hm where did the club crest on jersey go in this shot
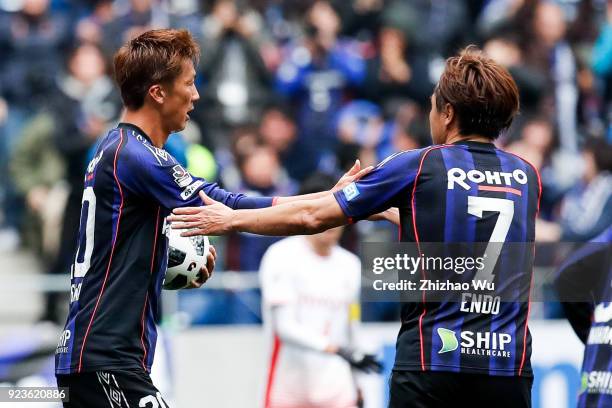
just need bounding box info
[447,167,527,190]
[343,182,360,201]
[142,142,170,164]
[172,165,193,188]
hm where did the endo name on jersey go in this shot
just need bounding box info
[333,141,541,376]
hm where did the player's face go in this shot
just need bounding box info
[429,94,446,145]
[162,59,199,133]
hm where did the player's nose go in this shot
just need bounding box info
[192,86,200,102]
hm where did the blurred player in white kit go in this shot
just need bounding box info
[259,175,382,408]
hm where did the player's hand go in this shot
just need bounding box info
[367,207,400,226]
[337,347,383,374]
[185,245,217,289]
[168,191,234,236]
[331,160,374,193]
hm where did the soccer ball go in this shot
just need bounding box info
[164,226,210,290]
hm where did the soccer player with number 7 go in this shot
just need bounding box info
[170,46,542,407]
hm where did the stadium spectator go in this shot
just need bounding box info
[101,0,170,55]
[9,112,66,259]
[592,0,612,142]
[331,0,384,39]
[505,117,569,219]
[476,0,524,39]
[226,144,297,271]
[195,0,272,149]
[537,137,612,242]
[42,42,120,322]
[74,0,114,45]
[483,36,547,122]
[275,0,366,179]
[362,0,454,109]
[258,104,302,178]
[0,0,71,243]
[521,1,580,152]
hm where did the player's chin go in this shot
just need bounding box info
[172,119,188,133]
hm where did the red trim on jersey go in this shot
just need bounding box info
[264,335,282,408]
[411,145,451,371]
[504,151,542,214]
[78,129,126,373]
[505,151,542,376]
[140,206,161,370]
[478,185,522,196]
[272,196,279,206]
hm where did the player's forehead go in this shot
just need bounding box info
[177,58,196,79]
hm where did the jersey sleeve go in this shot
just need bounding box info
[120,141,273,210]
[333,149,422,221]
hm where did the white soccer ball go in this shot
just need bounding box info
[164,226,210,290]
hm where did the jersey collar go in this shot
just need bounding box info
[451,140,496,150]
[117,122,154,144]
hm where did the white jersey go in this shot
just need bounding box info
[260,236,361,408]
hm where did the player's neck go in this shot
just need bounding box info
[445,133,491,145]
[122,109,169,148]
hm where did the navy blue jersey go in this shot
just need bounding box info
[334,141,541,376]
[55,123,273,374]
[556,227,612,407]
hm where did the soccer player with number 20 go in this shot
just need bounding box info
[54,29,373,408]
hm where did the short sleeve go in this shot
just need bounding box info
[260,243,296,306]
[333,149,423,221]
[120,138,273,210]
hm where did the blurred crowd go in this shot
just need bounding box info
[0,0,611,322]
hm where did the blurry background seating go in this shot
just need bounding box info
[0,0,610,326]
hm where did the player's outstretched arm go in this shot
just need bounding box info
[274,159,373,205]
[169,190,347,237]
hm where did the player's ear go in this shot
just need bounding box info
[148,84,166,105]
[443,103,455,128]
